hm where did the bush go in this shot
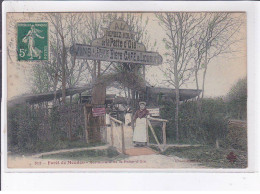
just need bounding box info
[163,146,247,168]
[225,122,247,151]
[226,78,247,120]
[160,98,228,146]
[7,104,87,154]
[200,98,228,145]
[107,146,120,158]
[8,105,41,152]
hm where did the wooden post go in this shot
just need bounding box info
[110,118,114,146]
[104,115,108,143]
[79,93,82,104]
[97,60,101,77]
[162,121,167,146]
[91,82,106,143]
[120,123,125,154]
[83,105,89,144]
[147,119,163,151]
[146,118,149,145]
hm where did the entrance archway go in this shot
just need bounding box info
[85,71,147,144]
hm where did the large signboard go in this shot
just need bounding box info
[70,20,163,65]
[70,44,162,65]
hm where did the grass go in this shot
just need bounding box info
[41,146,127,162]
[162,146,247,168]
[9,140,106,155]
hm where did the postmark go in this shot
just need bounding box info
[17,22,48,61]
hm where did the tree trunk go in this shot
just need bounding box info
[61,37,67,104]
[93,60,97,83]
[61,65,66,104]
[216,138,220,149]
[53,73,58,106]
[195,70,200,101]
[195,69,202,133]
[195,69,202,111]
[53,88,57,106]
[143,65,146,80]
[70,95,72,104]
[201,46,208,99]
[174,59,180,142]
[201,66,207,99]
[175,87,180,142]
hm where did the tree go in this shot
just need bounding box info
[31,14,91,103]
[46,13,69,104]
[155,13,203,141]
[192,13,244,99]
[80,13,113,83]
[29,13,152,105]
[31,61,57,94]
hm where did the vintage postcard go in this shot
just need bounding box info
[4,9,248,170]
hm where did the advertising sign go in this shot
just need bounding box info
[70,20,163,65]
[70,44,162,65]
[92,107,106,117]
[147,108,160,117]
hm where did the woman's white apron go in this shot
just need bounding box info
[133,117,147,142]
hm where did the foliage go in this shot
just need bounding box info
[41,147,121,161]
[8,105,40,152]
[8,104,87,154]
[200,98,228,144]
[226,78,247,120]
[163,146,247,168]
[225,122,247,151]
[160,98,228,145]
[107,146,121,158]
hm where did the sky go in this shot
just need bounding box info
[6,12,247,99]
[145,13,247,98]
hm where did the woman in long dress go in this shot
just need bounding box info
[132,101,150,147]
[22,25,44,59]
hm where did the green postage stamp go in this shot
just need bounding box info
[17,22,48,61]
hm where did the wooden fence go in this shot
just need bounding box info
[109,115,126,154]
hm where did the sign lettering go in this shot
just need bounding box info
[70,44,163,65]
[70,20,163,65]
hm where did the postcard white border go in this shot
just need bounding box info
[2,0,260,190]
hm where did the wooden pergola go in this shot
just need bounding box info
[8,84,201,107]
